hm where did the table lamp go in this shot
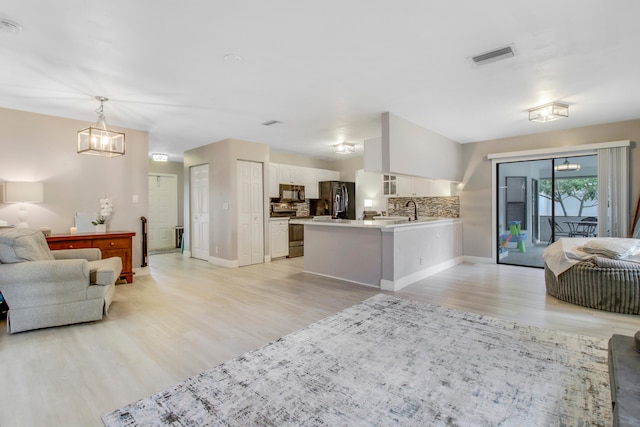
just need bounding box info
[2,181,44,228]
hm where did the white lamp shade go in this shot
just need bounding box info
[3,181,44,203]
[364,199,373,208]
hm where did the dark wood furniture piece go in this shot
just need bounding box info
[46,231,136,283]
[608,334,640,427]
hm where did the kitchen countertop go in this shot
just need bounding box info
[289,217,460,229]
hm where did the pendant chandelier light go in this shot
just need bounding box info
[77,96,125,157]
[554,158,581,172]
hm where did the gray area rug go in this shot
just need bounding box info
[102,294,611,426]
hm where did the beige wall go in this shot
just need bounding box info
[329,156,363,182]
[0,107,149,269]
[184,139,270,263]
[148,160,185,227]
[270,151,335,169]
[460,118,640,259]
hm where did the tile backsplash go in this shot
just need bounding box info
[387,196,459,218]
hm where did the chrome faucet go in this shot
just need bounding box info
[405,200,418,221]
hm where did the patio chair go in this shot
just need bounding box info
[571,217,598,238]
[547,218,571,245]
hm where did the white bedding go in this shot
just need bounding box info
[543,237,640,277]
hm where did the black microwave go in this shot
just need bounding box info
[279,184,305,202]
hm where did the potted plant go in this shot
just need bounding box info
[91,215,107,232]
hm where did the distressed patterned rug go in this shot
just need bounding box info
[102,294,611,426]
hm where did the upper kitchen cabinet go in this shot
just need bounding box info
[316,168,340,182]
[301,167,318,199]
[279,164,305,185]
[397,175,429,197]
[382,174,398,196]
[269,163,280,197]
[307,169,339,199]
[381,173,453,197]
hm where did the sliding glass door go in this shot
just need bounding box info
[497,155,598,268]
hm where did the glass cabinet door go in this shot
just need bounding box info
[383,175,397,196]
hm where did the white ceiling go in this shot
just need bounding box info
[1,1,639,162]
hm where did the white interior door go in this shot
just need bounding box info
[238,160,264,266]
[190,164,209,260]
[148,174,178,251]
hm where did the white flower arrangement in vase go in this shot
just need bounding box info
[92,194,114,232]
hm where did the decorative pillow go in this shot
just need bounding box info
[0,228,55,264]
[580,238,640,260]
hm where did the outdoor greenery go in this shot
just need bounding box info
[539,177,598,216]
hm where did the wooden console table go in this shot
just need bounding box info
[46,231,136,283]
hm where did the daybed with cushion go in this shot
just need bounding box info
[0,228,122,333]
[543,238,640,314]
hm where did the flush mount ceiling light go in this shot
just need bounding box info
[151,153,169,162]
[554,158,581,172]
[529,102,569,123]
[333,142,356,154]
[77,96,125,157]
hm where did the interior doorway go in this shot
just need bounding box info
[148,173,178,252]
[190,164,210,261]
[237,160,264,266]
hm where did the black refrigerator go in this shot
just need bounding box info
[318,181,356,219]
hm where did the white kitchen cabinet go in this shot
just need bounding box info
[383,174,398,196]
[381,172,453,197]
[279,164,305,185]
[397,175,418,196]
[270,219,289,258]
[397,175,432,197]
[301,168,318,199]
[272,163,340,199]
[316,169,340,182]
[269,163,280,197]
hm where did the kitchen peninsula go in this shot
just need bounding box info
[289,218,462,291]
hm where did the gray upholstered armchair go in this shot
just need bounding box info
[0,228,122,333]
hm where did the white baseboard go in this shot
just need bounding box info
[301,270,378,289]
[380,256,464,292]
[182,250,192,257]
[463,256,493,264]
[209,256,239,268]
[133,266,150,276]
[264,255,271,263]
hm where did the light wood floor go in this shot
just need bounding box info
[0,255,637,426]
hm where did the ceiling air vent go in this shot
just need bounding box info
[261,120,282,126]
[471,45,515,65]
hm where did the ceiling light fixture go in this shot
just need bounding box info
[333,143,356,154]
[554,158,581,172]
[529,102,569,123]
[77,96,125,157]
[151,153,169,162]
